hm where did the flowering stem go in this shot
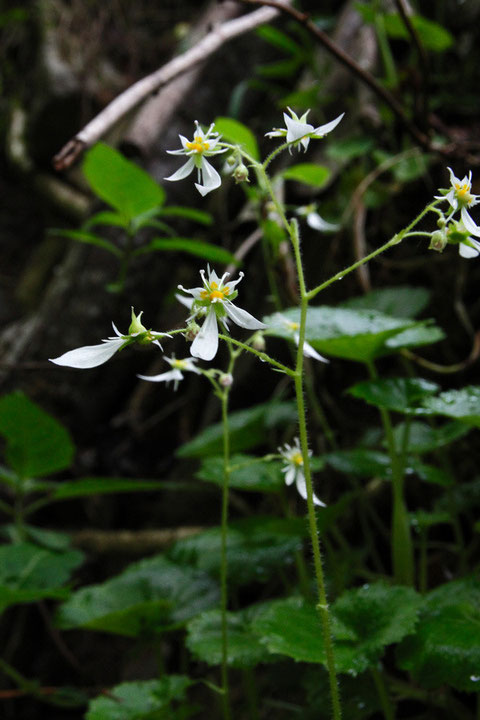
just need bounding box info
[307,201,440,302]
[290,220,342,720]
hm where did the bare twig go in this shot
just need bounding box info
[53,3,289,170]
[393,0,430,123]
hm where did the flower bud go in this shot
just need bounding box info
[233,162,249,184]
[251,332,266,351]
[219,373,233,388]
[185,321,200,342]
[429,230,447,253]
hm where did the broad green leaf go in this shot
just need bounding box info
[159,206,213,225]
[50,477,169,501]
[86,677,193,720]
[325,450,391,478]
[83,143,165,222]
[56,556,219,636]
[384,14,454,52]
[134,237,237,265]
[264,307,417,362]
[177,401,297,458]
[348,378,440,415]
[397,576,480,691]
[326,136,374,162]
[385,323,445,350]
[253,583,421,674]
[281,163,331,188]
[256,57,301,79]
[214,117,259,160]
[422,387,480,427]
[0,543,83,613]
[196,455,284,492]
[341,286,430,318]
[0,393,74,478]
[392,420,469,453]
[168,517,306,586]
[49,229,122,257]
[187,606,272,669]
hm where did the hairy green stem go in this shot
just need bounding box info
[290,221,342,720]
[220,388,232,720]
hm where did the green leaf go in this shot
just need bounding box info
[196,455,284,492]
[83,210,129,230]
[56,556,219,636]
[168,517,306,586]
[253,583,421,674]
[255,25,303,55]
[422,387,480,427]
[263,307,417,362]
[397,576,480,691]
[177,401,297,458]
[86,676,193,720]
[0,543,83,613]
[391,420,469,453]
[134,237,238,265]
[348,378,440,415]
[159,206,213,226]
[49,229,122,257]
[0,393,75,478]
[340,286,430,318]
[187,606,272,669]
[384,14,454,52]
[214,117,259,161]
[384,323,445,350]
[407,459,453,487]
[326,136,374,162]
[83,143,165,222]
[325,450,391,478]
[281,163,331,188]
[50,477,169,501]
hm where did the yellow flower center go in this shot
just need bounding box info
[172,359,188,370]
[185,135,210,153]
[200,281,230,302]
[287,321,299,331]
[455,182,472,202]
[291,452,303,466]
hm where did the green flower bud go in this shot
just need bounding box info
[429,230,447,253]
[233,162,249,184]
[185,321,200,342]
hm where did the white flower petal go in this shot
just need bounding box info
[295,473,326,507]
[175,293,194,309]
[224,302,266,330]
[284,466,296,486]
[303,340,329,363]
[49,337,125,369]
[191,307,219,361]
[459,239,480,258]
[137,368,183,383]
[164,156,195,182]
[306,212,340,232]
[195,158,221,196]
[461,207,480,237]
[285,115,314,144]
[312,112,345,137]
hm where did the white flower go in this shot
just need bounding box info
[279,438,325,507]
[178,266,266,361]
[269,314,328,363]
[49,309,168,369]
[296,205,340,233]
[435,167,480,237]
[449,221,480,258]
[266,108,344,153]
[165,121,227,196]
[138,356,201,391]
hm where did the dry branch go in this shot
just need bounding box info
[53,2,290,170]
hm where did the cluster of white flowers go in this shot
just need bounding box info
[266,107,344,153]
[435,168,480,258]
